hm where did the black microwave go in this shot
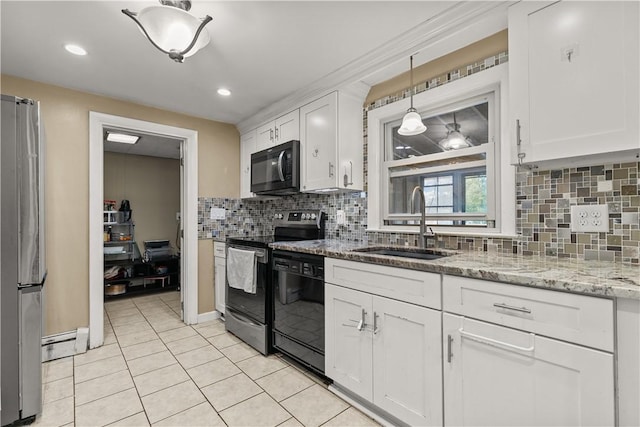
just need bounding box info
[251,140,300,196]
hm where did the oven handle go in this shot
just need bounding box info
[277,150,286,182]
[227,307,262,328]
[227,244,268,264]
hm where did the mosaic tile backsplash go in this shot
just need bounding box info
[199,161,639,265]
[198,50,638,264]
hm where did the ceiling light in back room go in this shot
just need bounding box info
[64,44,87,56]
[106,132,140,144]
[217,88,231,96]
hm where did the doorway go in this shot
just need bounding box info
[89,113,199,349]
[102,129,182,314]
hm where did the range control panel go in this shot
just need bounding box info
[273,210,322,223]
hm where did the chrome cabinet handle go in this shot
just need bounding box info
[516,119,526,166]
[447,334,453,363]
[329,162,334,177]
[373,312,379,334]
[357,308,366,331]
[459,328,535,353]
[275,127,279,141]
[270,129,274,141]
[493,302,532,314]
[343,308,367,332]
[277,151,286,182]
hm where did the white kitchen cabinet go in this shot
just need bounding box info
[255,109,299,152]
[325,258,442,426]
[240,130,256,199]
[300,91,363,192]
[214,241,226,315]
[509,1,639,167]
[443,313,614,426]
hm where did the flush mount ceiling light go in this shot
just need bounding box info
[122,0,212,63]
[106,132,140,144]
[438,112,472,151]
[398,55,426,136]
[64,44,87,56]
[217,88,231,96]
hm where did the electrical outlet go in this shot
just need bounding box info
[336,210,346,225]
[570,205,609,232]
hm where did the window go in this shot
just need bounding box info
[367,64,515,235]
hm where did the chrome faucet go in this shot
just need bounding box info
[410,186,427,248]
[410,186,437,249]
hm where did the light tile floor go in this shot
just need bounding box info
[35,291,380,427]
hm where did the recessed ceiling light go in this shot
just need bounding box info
[217,88,231,96]
[106,132,140,144]
[64,44,87,56]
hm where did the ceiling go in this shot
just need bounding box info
[0,1,507,128]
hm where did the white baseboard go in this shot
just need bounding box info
[42,327,89,362]
[197,310,222,323]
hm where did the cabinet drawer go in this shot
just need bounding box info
[443,275,614,351]
[325,258,441,309]
[213,241,226,258]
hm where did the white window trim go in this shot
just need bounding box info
[367,63,515,236]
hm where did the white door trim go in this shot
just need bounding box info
[89,112,199,349]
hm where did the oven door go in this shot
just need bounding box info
[251,140,299,195]
[225,244,269,325]
[272,252,324,372]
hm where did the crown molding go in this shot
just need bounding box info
[237,1,511,135]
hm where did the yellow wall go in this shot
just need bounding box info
[104,152,180,251]
[366,30,508,105]
[1,75,239,335]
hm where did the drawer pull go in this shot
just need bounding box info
[459,328,535,353]
[447,335,453,363]
[493,302,532,314]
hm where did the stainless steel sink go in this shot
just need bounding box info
[352,247,449,260]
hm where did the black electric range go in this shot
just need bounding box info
[225,210,326,355]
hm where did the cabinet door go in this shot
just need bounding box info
[509,1,639,166]
[443,314,614,426]
[214,256,226,315]
[300,92,338,192]
[372,297,442,426]
[275,110,299,144]
[256,121,275,152]
[240,130,256,199]
[325,284,373,401]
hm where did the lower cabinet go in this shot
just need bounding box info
[443,313,615,426]
[214,242,226,315]
[325,283,443,426]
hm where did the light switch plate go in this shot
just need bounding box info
[336,210,345,225]
[210,207,225,220]
[570,205,609,232]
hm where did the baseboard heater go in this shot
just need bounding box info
[41,327,89,362]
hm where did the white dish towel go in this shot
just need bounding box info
[226,247,257,294]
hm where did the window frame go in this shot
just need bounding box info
[366,63,515,236]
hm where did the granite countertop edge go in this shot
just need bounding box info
[269,239,640,300]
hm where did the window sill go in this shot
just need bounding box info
[366,227,519,240]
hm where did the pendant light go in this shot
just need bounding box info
[438,112,471,150]
[122,0,212,63]
[398,55,427,136]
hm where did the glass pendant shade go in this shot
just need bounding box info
[398,109,427,136]
[123,2,212,62]
[439,131,471,150]
[138,6,209,57]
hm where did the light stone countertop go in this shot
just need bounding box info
[269,239,640,300]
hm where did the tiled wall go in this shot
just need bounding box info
[199,50,639,264]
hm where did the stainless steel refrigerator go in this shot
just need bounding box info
[1,94,46,425]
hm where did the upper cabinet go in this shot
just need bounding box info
[300,91,363,193]
[240,130,256,199]
[509,1,639,168]
[256,110,300,152]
